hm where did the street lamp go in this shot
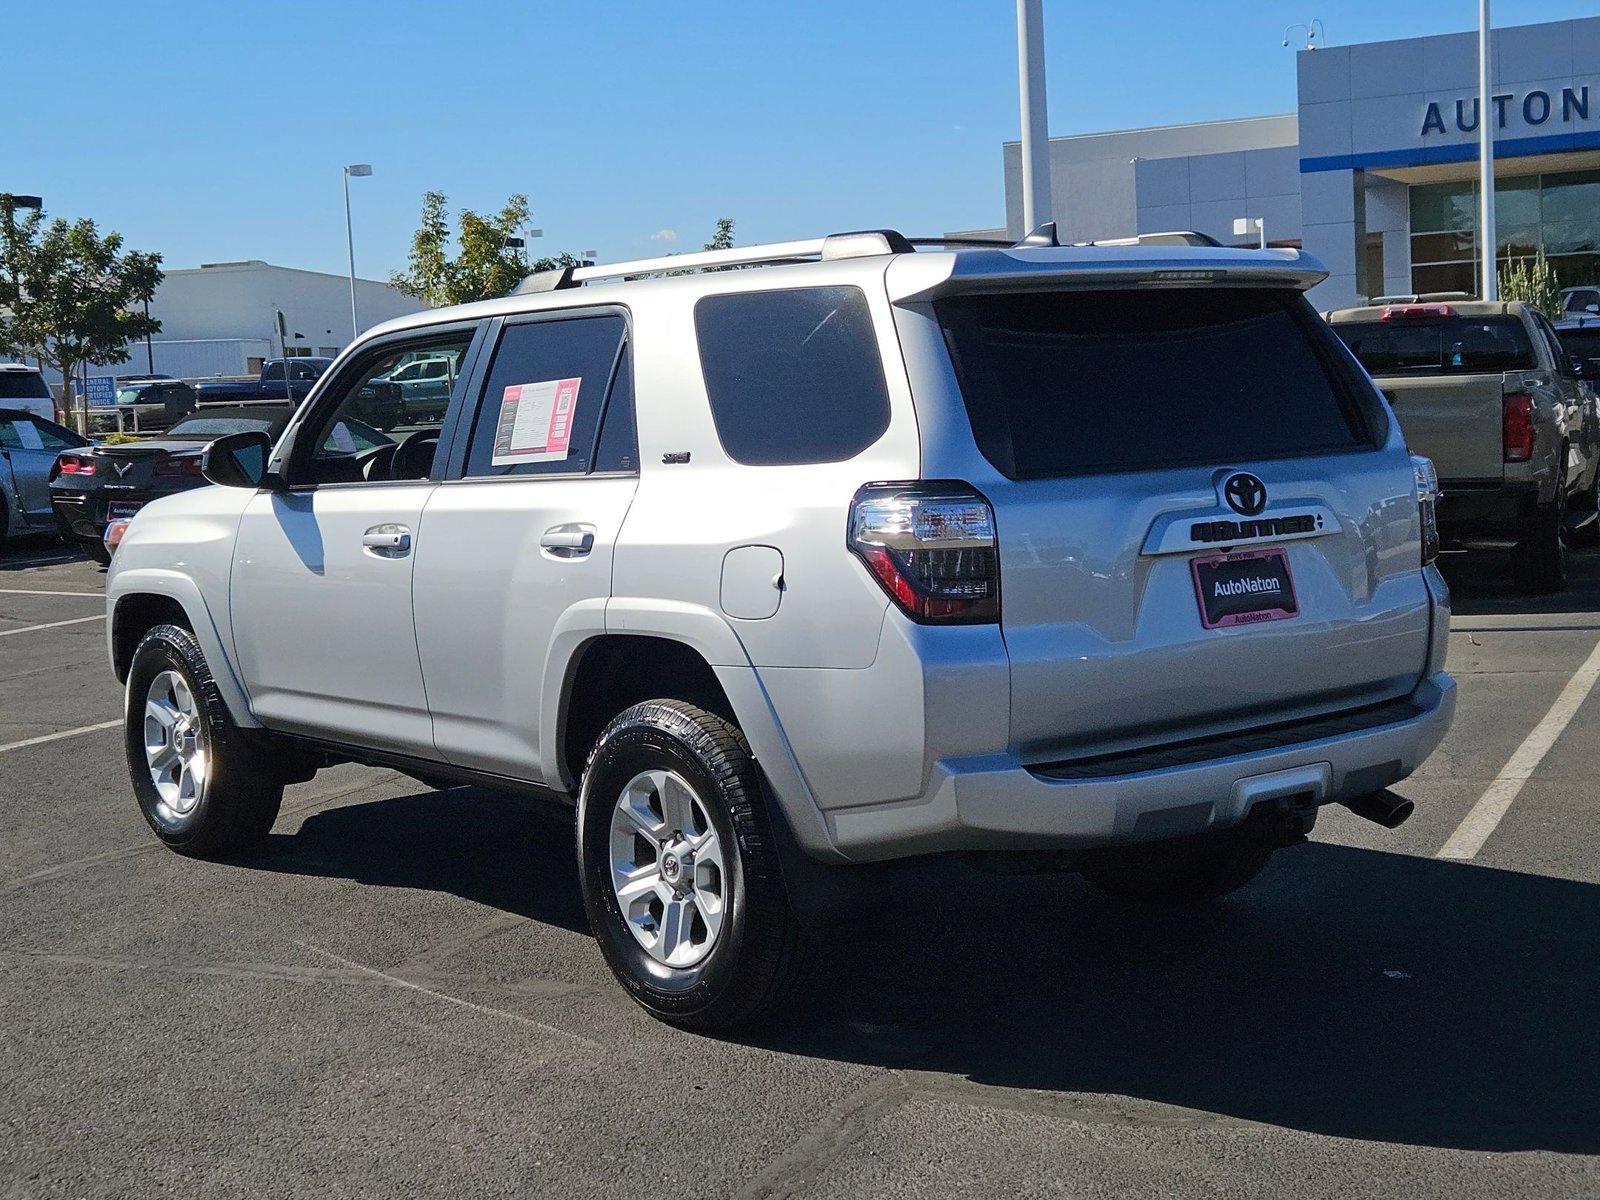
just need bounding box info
[342,164,372,340]
[1015,0,1053,237]
[1477,1,1497,300]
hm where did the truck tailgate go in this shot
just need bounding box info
[1376,374,1505,483]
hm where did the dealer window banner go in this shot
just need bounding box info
[492,377,581,466]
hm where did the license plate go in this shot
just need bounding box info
[106,502,144,522]
[1191,548,1298,630]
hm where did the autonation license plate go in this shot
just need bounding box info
[1191,547,1298,630]
[106,502,144,522]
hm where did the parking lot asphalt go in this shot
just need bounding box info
[3,536,1600,1198]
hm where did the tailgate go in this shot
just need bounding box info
[1376,373,1506,483]
[992,456,1429,762]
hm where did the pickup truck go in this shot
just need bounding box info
[193,357,402,429]
[193,358,333,406]
[1327,298,1600,592]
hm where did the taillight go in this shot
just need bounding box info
[154,457,203,477]
[1412,454,1440,567]
[57,454,96,476]
[847,482,999,624]
[1503,391,1535,462]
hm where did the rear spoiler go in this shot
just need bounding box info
[886,246,1329,304]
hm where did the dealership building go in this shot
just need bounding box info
[984,15,1600,310]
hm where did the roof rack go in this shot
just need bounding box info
[516,229,916,294]
[514,225,1227,295]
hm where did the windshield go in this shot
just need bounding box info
[1334,316,1537,375]
[116,387,150,405]
[936,287,1383,480]
[166,415,279,437]
[0,371,51,400]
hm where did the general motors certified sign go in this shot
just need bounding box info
[86,376,117,408]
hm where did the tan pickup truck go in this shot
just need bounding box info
[1327,297,1600,593]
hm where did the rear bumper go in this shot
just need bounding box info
[823,671,1456,861]
[1437,480,1540,549]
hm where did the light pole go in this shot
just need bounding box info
[1477,1,1497,300]
[343,164,372,340]
[1015,0,1054,236]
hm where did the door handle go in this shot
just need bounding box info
[540,523,595,557]
[362,523,412,555]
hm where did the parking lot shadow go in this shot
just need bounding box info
[1441,548,1600,620]
[746,843,1600,1155]
[251,786,589,934]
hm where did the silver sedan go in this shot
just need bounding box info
[0,407,86,548]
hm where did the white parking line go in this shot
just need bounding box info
[0,720,121,756]
[0,588,102,598]
[1438,635,1600,861]
[0,614,105,637]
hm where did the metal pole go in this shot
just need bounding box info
[343,167,359,339]
[1258,219,1267,250]
[1478,0,1498,300]
[143,298,154,374]
[1016,0,1054,235]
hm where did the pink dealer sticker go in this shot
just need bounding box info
[491,377,582,466]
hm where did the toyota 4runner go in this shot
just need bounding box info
[106,229,1456,1029]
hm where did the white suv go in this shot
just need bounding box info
[106,229,1455,1028]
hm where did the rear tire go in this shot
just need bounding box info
[125,623,284,857]
[1077,826,1276,907]
[1566,468,1600,550]
[578,700,809,1030]
[1514,479,1568,594]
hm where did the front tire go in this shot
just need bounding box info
[125,623,284,857]
[578,700,808,1030]
[1077,825,1276,907]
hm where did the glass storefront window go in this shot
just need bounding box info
[1410,167,1600,294]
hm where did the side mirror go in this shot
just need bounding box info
[201,430,273,488]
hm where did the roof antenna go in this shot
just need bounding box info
[1018,220,1060,248]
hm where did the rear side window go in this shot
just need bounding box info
[463,314,628,477]
[1335,316,1536,375]
[695,286,890,466]
[936,288,1382,481]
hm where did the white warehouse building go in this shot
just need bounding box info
[70,260,424,385]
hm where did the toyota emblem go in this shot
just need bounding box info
[1223,472,1268,516]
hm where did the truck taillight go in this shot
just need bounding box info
[57,455,96,476]
[1412,454,1440,566]
[847,482,999,624]
[1503,391,1535,462]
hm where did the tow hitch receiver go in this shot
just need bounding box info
[1245,791,1320,847]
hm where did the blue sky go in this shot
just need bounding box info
[10,0,1598,281]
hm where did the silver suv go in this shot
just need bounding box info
[105,229,1455,1029]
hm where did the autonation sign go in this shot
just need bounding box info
[1422,86,1591,135]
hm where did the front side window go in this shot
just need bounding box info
[694,286,891,466]
[461,314,628,478]
[1,414,83,451]
[295,335,472,485]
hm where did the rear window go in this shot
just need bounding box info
[936,288,1382,481]
[1334,316,1536,375]
[167,415,281,437]
[695,286,891,466]
[0,370,50,400]
[1558,327,1600,362]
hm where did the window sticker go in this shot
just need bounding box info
[492,377,581,466]
[15,420,44,450]
[327,421,358,453]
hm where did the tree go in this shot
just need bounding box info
[0,202,162,428]
[705,218,735,253]
[391,192,580,307]
[1499,249,1563,319]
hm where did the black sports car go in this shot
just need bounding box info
[49,405,391,563]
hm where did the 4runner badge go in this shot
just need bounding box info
[1223,472,1268,516]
